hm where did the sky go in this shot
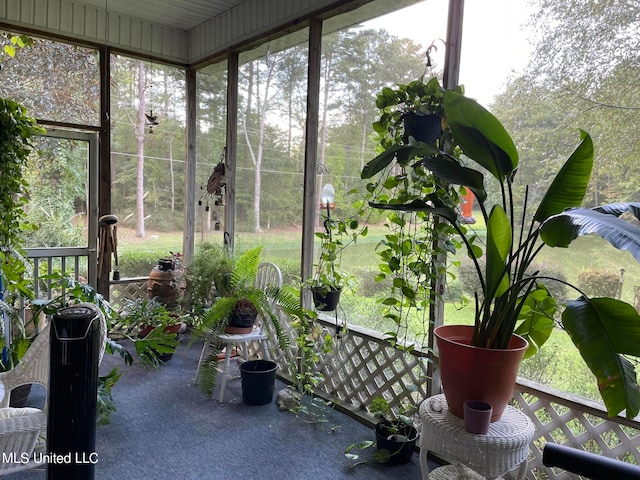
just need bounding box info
[364,0,535,106]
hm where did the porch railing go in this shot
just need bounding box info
[25,247,93,300]
[109,278,640,479]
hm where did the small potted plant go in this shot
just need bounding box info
[305,210,358,312]
[345,396,418,466]
[114,297,181,363]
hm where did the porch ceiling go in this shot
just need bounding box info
[0,0,419,65]
[79,0,244,33]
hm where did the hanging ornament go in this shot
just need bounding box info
[199,148,227,211]
[145,62,160,134]
[145,108,159,134]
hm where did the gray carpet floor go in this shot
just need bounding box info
[6,334,437,479]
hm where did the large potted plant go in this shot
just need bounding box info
[114,297,181,363]
[182,242,233,313]
[362,85,640,420]
[0,98,44,407]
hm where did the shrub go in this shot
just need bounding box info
[354,266,392,297]
[456,257,484,301]
[183,243,232,309]
[444,278,465,303]
[577,269,621,298]
[456,258,568,307]
[263,256,300,287]
[119,251,168,277]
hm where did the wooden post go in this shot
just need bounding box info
[428,0,465,397]
[224,53,239,254]
[97,45,112,299]
[301,18,323,291]
[183,67,197,263]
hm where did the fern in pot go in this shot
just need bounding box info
[193,246,306,397]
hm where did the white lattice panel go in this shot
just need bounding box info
[109,277,149,311]
[510,379,640,480]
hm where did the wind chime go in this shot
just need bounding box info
[199,148,226,230]
[145,61,159,134]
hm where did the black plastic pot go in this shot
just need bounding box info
[9,384,32,407]
[402,112,442,144]
[240,359,277,405]
[311,287,342,311]
[374,418,418,465]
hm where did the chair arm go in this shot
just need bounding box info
[543,442,640,479]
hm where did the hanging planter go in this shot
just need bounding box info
[402,112,442,144]
[311,286,342,312]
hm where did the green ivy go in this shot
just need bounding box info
[0,97,45,248]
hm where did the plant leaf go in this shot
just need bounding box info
[562,297,640,418]
[485,205,511,298]
[534,130,594,222]
[539,204,640,262]
[419,156,487,203]
[515,284,556,359]
[361,143,439,179]
[443,91,518,182]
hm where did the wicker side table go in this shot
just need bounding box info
[419,394,535,480]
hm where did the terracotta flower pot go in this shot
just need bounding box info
[434,324,528,422]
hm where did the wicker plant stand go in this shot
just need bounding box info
[419,394,535,480]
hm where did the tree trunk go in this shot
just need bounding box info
[168,137,175,212]
[136,61,146,238]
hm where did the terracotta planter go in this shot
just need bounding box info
[138,322,182,362]
[434,324,528,421]
[147,258,178,307]
[139,322,182,338]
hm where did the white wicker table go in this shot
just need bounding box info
[419,394,535,480]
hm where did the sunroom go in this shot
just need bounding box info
[1,0,640,478]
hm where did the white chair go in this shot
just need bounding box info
[0,303,107,475]
[0,407,47,475]
[195,262,282,402]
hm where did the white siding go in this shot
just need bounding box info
[0,0,188,62]
[188,0,342,64]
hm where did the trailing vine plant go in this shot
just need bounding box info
[363,77,462,350]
